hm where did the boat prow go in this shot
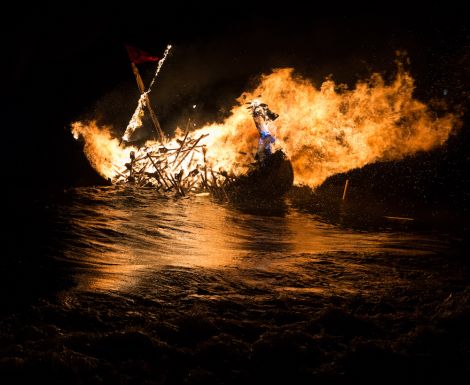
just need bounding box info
[227,150,294,200]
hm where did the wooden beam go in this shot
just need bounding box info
[342,179,349,200]
[131,62,166,143]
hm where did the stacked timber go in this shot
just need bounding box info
[113,133,234,198]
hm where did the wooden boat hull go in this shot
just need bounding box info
[226,150,294,200]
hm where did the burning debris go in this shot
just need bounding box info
[112,101,293,199]
[112,130,237,198]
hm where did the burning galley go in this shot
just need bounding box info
[73,44,294,200]
[72,48,457,197]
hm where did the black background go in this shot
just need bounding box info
[3,1,469,200]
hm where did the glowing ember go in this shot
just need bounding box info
[72,64,459,188]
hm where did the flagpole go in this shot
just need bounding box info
[130,62,166,143]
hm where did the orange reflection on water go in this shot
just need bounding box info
[63,189,436,296]
[67,194,243,292]
[82,264,147,292]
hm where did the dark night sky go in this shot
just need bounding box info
[3,2,469,193]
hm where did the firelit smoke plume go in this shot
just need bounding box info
[72,66,459,187]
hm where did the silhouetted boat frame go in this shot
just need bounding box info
[226,150,294,200]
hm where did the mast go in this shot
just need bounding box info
[130,62,166,143]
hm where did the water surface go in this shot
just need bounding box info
[2,186,468,385]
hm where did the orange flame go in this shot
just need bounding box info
[72,65,459,187]
[71,121,138,179]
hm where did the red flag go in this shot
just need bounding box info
[125,44,159,64]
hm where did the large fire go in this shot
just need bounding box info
[71,65,459,188]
